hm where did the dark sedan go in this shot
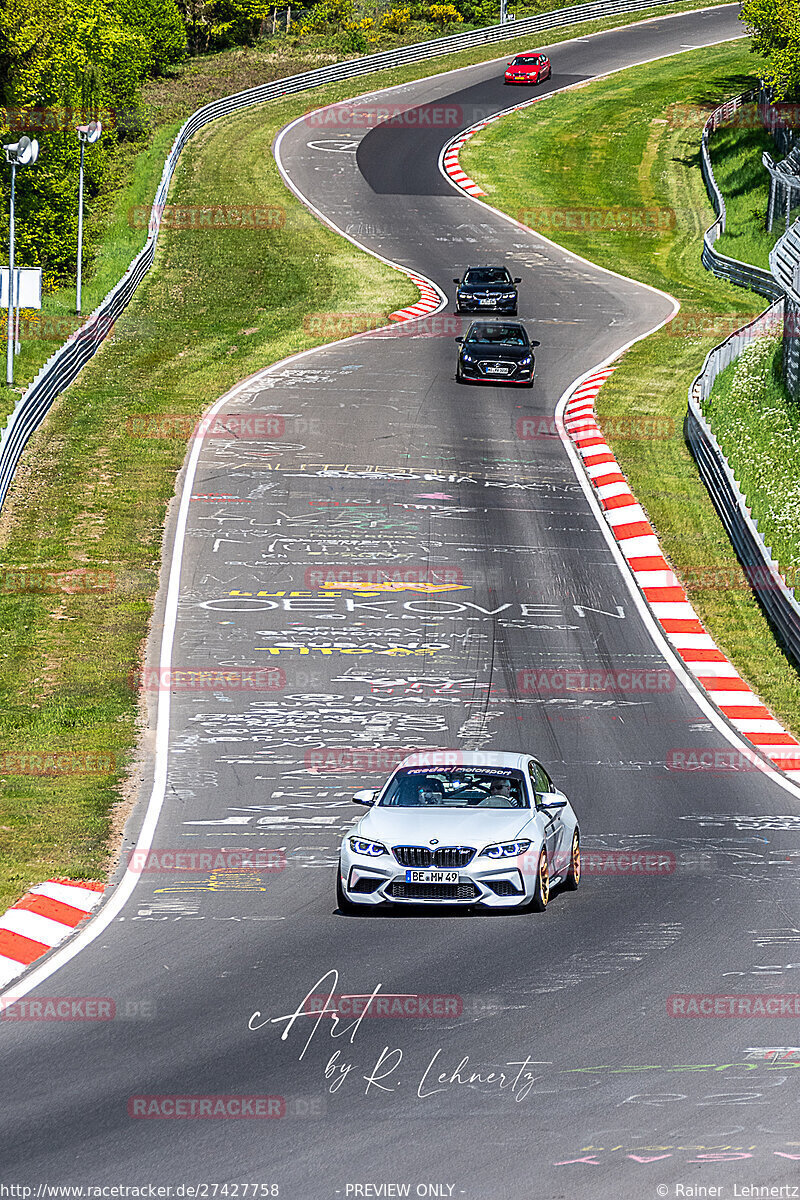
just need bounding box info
[455,322,535,387]
[453,266,520,314]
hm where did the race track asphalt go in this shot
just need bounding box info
[5,6,800,1195]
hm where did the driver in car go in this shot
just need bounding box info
[421,779,447,805]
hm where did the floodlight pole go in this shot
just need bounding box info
[500,0,507,23]
[75,122,100,314]
[4,136,39,387]
[76,138,86,313]
[5,158,16,387]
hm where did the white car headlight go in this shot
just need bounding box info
[349,837,387,857]
[480,839,532,859]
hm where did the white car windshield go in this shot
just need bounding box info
[380,768,529,809]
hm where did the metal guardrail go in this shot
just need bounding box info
[685,299,800,668]
[0,0,717,512]
[770,218,800,399]
[699,87,785,300]
[763,145,800,233]
[688,94,800,668]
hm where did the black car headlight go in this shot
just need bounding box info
[480,839,532,859]
[461,351,475,363]
[519,355,532,366]
[349,837,387,857]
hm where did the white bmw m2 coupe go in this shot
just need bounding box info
[336,752,580,913]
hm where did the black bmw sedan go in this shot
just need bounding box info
[453,266,520,314]
[455,322,535,387]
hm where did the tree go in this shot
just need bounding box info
[740,0,800,100]
[0,0,151,281]
[116,0,187,74]
[175,0,272,54]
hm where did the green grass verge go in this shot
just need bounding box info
[0,0,738,910]
[461,40,800,738]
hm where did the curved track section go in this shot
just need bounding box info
[5,7,800,1196]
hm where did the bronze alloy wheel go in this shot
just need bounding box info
[565,831,581,890]
[530,847,550,912]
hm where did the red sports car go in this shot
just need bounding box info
[504,52,552,85]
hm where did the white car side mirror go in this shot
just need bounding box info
[353,789,377,806]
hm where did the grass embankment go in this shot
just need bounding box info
[461,41,800,737]
[0,1,737,906]
[705,335,800,577]
[3,0,732,412]
[709,103,788,269]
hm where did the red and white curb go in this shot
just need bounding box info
[442,125,492,196]
[440,76,615,200]
[388,271,443,322]
[564,369,800,783]
[0,879,104,989]
[441,94,553,198]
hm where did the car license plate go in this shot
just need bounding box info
[485,365,509,375]
[479,298,495,306]
[405,870,459,884]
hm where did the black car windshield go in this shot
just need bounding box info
[511,56,541,65]
[466,324,528,346]
[463,268,511,285]
[380,768,530,809]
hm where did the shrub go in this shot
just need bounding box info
[380,5,412,32]
[425,3,464,28]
